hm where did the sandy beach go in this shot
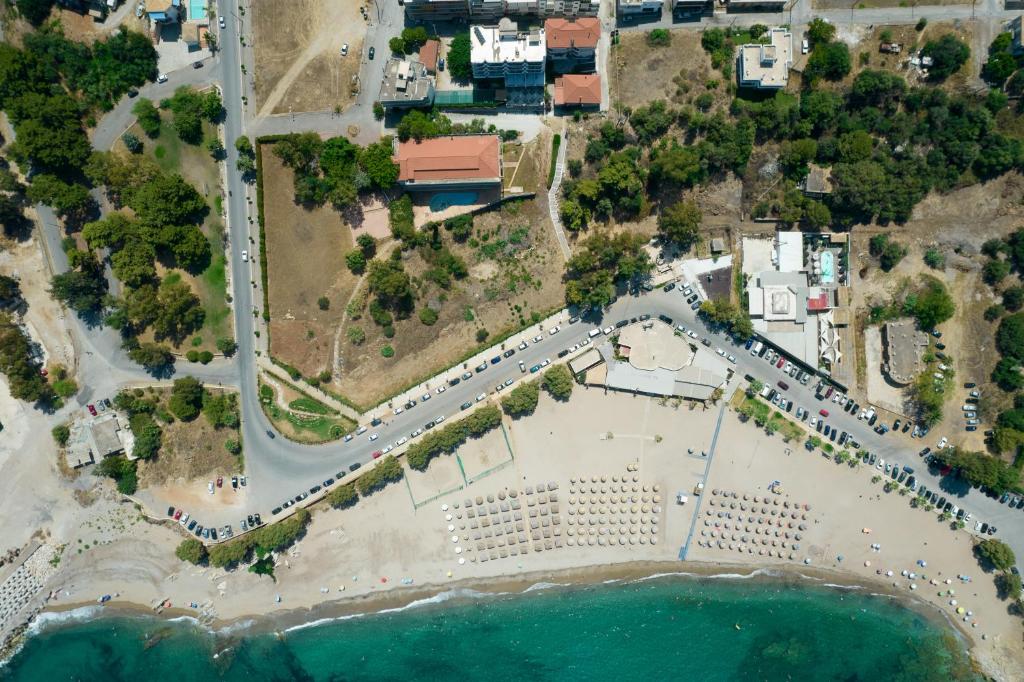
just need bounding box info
[17,389,1024,679]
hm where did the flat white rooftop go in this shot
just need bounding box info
[471,19,546,65]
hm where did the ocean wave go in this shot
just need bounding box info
[215,619,256,636]
[630,567,783,584]
[283,587,509,634]
[26,606,104,635]
[821,583,865,591]
[521,582,569,593]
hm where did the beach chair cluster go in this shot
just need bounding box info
[564,464,663,547]
[695,488,813,559]
[442,482,564,563]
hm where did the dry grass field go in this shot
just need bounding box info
[136,388,242,488]
[251,0,366,116]
[262,148,360,377]
[610,30,733,112]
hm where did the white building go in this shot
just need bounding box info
[471,19,546,107]
[738,28,793,89]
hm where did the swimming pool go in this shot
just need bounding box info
[429,191,478,212]
[189,0,207,21]
[821,250,835,283]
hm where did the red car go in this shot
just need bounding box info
[372,450,383,459]
[819,409,829,417]
[775,357,785,369]
[87,404,97,416]
[173,509,183,521]
[216,476,223,488]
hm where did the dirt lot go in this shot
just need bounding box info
[252,0,366,116]
[262,134,567,408]
[136,387,242,488]
[610,30,733,112]
[848,173,1024,449]
[333,196,566,408]
[262,147,360,377]
[809,22,978,93]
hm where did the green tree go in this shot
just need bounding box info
[133,98,162,138]
[447,32,472,81]
[95,455,137,494]
[168,376,204,421]
[542,364,574,401]
[345,249,367,274]
[984,259,1011,285]
[358,138,399,189]
[50,251,108,316]
[326,482,358,509]
[996,572,1023,601]
[977,538,1016,571]
[807,18,836,47]
[130,412,162,458]
[501,380,540,417]
[152,280,205,343]
[26,174,95,225]
[911,275,955,330]
[127,341,174,371]
[128,173,207,227]
[806,42,851,81]
[922,34,970,80]
[649,142,705,188]
[658,200,702,251]
[175,538,207,565]
[996,313,1024,363]
[17,0,56,26]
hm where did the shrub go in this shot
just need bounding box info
[169,376,204,421]
[475,328,489,343]
[977,538,1016,571]
[52,424,70,446]
[326,482,358,509]
[199,351,214,364]
[317,296,330,310]
[542,364,574,401]
[347,326,366,345]
[500,380,540,417]
[175,538,207,565]
[381,345,395,358]
[419,307,438,326]
[647,29,671,47]
[356,455,403,495]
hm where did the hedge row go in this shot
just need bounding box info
[405,404,502,471]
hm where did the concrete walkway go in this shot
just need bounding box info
[546,124,572,262]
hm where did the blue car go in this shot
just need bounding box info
[744,338,754,350]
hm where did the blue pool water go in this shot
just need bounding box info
[821,250,835,283]
[189,0,206,21]
[430,192,478,212]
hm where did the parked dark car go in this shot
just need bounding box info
[192,60,203,69]
[349,462,361,472]
[368,46,375,59]
[777,380,789,390]
[448,377,461,387]
[503,349,515,358]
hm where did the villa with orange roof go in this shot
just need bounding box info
[392,135,503,191]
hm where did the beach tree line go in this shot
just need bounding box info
[405,405,503,471]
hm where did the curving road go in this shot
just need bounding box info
[31,1,1024,560]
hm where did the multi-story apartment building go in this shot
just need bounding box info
[544,16,599,73]
[470,18,546,107]
[616,0,663,18]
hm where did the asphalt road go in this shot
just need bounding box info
[27,1,1024,558]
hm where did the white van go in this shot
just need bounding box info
[588,328,602,338]
[750,341,763,356]
[961,404,975,411]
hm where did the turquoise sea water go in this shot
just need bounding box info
[1,574,979,681]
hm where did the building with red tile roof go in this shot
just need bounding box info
[393,135,502,190]
[418,39,440,73]
[545,17,599,73]
[553,74,601,109]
